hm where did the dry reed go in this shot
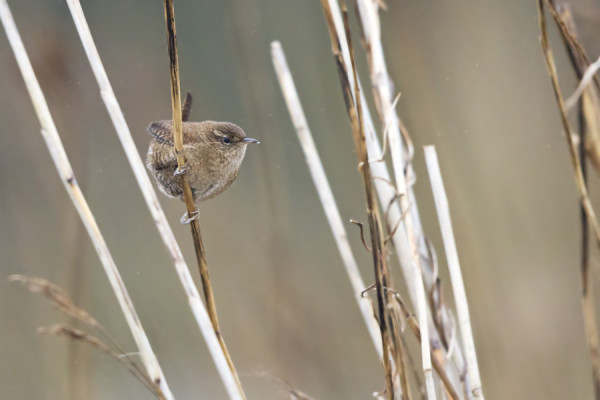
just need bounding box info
[271,0,487,398]
[324,3,469,391]
[319,0,419,397]
[352,2,481,396]
[538,1,600,397]
[64,0,245,397]
[320,0,468,397]
[270,40,383,359]
[350,2,440,396]
[10,275,163,397]
[424,147,483,398]
[164,0,246,399]
[0,1,174,397]
[161,1,245,398]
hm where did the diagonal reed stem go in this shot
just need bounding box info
[538,1,600,397]
[63,0,244,397]
[424,146,484,399]
[271,40,383,359]
[0,1,172,398]
[353,1,471,396]
[320,0,447,397]
[162,1,245,398]
[320,0,399,397]
[537,3,600,243]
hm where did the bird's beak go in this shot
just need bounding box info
[243,138,260,144]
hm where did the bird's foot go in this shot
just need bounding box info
[180,210,200,225]
[174,163,189,176]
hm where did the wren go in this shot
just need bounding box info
[146,119,259,222]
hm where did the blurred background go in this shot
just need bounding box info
[1,0,600,399]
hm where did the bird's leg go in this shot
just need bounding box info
[180,209,199,224]
[174,163,189,176]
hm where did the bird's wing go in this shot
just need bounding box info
[148,120,175,145]
[147,120,203,145]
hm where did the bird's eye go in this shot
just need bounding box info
[221,136,231,144]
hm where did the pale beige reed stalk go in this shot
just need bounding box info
[324,0,439,395]
[0,1,174,398]
[424,146,484,398]
[270,40,383,359]
[64,0,244,398]
[353,0,481,394]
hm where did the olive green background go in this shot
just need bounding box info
[1,0,599,399]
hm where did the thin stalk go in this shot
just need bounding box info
[354,0,404,200]
[320,0,397,397]
[538,1,600,396]
[395,330,413,400]
[544,0,600,94]
[401,185,436,399]
[580,94,595,398]
[0,1,172,398]
[553,4,600,176]
[162,1,245,398]
[323,3,467,389]
[64,0,243,397]
[320,0,417,305]
[270,41,383,359]
[424,146,484,399]
[322,0,441,396]
[354,2,477,396]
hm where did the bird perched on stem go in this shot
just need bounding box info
[146,94,259,222]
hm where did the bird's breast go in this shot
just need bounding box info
[185,145,246,201]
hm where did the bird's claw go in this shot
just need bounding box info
[180,210,199,225]
[174,163,189,176]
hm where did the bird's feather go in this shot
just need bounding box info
[147,120,203,146]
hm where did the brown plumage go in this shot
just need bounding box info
[146,120,259,203]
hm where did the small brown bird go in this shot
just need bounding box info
[146,119,259,222]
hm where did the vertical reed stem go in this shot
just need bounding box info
[162,1,245,398]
